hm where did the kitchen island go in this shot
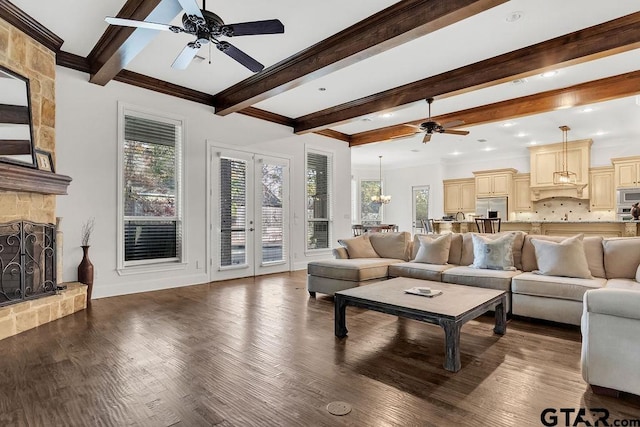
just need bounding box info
[432,220,639,237]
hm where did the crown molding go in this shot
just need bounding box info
[0,0,63,52]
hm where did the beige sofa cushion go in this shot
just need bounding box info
[603,237,640,279]
[521,235,605,278]
[460,231,525,270]
[531,234,592,279]
[512,271,605,302]
[412,233,451,264]
[307,258,400,281]
[389,262,455,282]
[442,266,520,291]
[606,278,640,291]
[338,235,378,259]
[448,233,463,265]
[368,231,411,261]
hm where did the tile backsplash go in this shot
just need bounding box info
[512,198,616,221]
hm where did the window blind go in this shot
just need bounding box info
[306,151,332,250]
[220,158,247,266]
[261,163,285,263]
[123,113,181,263]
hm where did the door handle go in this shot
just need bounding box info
[249,228,255,231]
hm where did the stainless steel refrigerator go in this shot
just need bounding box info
[475,197,508,219]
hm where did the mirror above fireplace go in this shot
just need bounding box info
[0,65,36,168]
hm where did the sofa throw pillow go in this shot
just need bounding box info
[531,234,592,279]
[470,232,517,271]
[413,234,452,265]
[368,231,411,260]
[337,235,379,259]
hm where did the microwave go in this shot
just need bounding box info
[617,188,640,205]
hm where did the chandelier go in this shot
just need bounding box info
[371,155,391,204]
[553,125,577,185]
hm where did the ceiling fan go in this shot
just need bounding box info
[105,0,284,72]
[408,98,470,143]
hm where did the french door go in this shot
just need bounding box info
[412,185,430,233]
[211,147,290,280]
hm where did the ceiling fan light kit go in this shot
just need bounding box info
[553,125,578,186]
[105,0,284,72]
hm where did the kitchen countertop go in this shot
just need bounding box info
[434,219,637,224]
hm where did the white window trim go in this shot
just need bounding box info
[304,146,334,255]
[116,102,186,274]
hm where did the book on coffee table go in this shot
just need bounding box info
[405,287,442,298]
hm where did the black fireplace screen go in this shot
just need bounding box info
[0,221,56,307]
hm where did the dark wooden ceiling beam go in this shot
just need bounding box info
[349,71,640,146]
[88,0,181,86]
[0,0,63,52]
[213,0,507,116]
[296,12,640,134]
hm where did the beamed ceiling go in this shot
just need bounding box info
[3,0,640,168]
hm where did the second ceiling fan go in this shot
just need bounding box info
[105,0,284,72]
[409,98,470,143]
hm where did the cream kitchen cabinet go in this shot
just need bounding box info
[529,139,591,200]
[612,156,640,189]
[589,167,615,210]
[443,178,475,214]
[473,169,516,197]
[513,174,532,211]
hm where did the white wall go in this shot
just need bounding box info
[55,67,351,298]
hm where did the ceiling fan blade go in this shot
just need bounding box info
[105,17,176,31]
[442,129,470,136]
[442,119,465,129]
[423,134,432,143]
[389,130,419,141]
[217,41,264,72]
[222,19,285,36]
[171,42,200,70]
[177,0,203,18]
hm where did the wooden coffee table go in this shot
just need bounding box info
[334,277,507,372]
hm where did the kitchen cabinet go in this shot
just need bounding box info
[513,174,532,211]
[589,167,615,210]
[529,139,591,200]
[612,156,640,189]
[443,178,475,214]
[473,169,516,197]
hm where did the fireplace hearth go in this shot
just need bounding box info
[0,221,56,307]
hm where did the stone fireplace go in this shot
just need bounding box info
[0,16,85,340]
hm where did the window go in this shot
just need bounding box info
[306,149,333,250]
[119,106,183,269]
[360,179,382,223]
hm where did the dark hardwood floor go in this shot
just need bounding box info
[0,270,638,426]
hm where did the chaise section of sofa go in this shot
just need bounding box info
[307,232,411,296]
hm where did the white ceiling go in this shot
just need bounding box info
[10,0,640,168]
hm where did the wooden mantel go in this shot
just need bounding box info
[0,162,71,195]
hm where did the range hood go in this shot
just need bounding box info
[531,185,588,201]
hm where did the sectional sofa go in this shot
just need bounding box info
[306,231,640,326]
[307,230,640,396]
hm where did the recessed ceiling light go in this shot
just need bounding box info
[502,122,516,128]
[451,151,461,156]
[511,78,527,85]
[540,71,558,78]
[516,132,527,138]
[379,113,394,119]
[529,141,537,145]
[477,139,487,143]
[410,149,420,153]
[595,131,606,136]
[361,117,373,122]
[318,87,326,91]
[483,147,495,152]
[505,11,523,22]
[581,107,594,113]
